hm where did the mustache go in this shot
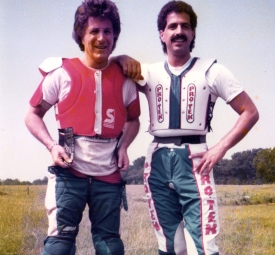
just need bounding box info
[171,34,187,42]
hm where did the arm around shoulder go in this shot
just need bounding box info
[110,55,143,81]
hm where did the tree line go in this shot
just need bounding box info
[1,147,274,185]
[122,147,275,185]
[0,176,48,186]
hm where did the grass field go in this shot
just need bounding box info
[0,184,274,255]
[0,185,46,255]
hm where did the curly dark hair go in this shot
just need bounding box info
[72,0,121,52]
[157,1,197,53]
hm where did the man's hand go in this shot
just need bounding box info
[189,144,226,175]
[111,55,144,82]
[50,144,72,168]
[117,147,129,171]
[190,91,259,175]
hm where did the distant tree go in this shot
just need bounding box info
[20,181,32,185]
[3,178,21,185]
[132,156,145,170]
[122,156,145,184]
[214,149,262,184]
[253,147,275,183]
[230,149,262,184]
[214,158,234,184]
[32,176,48,185]
[124,169,144,184]
[123,149,267,185]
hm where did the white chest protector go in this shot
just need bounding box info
[144,58,216,137]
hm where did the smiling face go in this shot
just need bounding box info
[160,12,195,65]
[81,17,114,69]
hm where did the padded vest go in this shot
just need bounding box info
[145,58,216,136]
[30,58,127,138]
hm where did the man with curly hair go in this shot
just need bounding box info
[25,0,140,254]
[114,1,259,254]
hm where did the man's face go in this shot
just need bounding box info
[82,17,114,69]
[160,12,195,58]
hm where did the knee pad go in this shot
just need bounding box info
[174,222,187,255]
[42,237,76,255]
[93,234,124,255]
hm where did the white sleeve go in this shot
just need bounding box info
[123,78,138,107]
[136,63,149,86]
[42,67,71,105]
[206,63,244,103]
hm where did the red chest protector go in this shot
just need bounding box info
[31,58,127,138]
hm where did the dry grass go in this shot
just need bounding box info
[0,185,46,255]
[120,185,158,255]
[216,184,275,205]
[218,204,275,255]
[1,184,274,255]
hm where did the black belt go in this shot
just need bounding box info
[153,135,206,146]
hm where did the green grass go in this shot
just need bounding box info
[218,204,275,255]
[1,184,274,255]
[216,184,275,205]
[0,185,46,255]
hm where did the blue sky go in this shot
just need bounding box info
[1,0,275,181]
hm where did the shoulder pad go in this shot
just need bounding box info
[150,61,164,69]
[196,58,217,71]
[38,57,63,77]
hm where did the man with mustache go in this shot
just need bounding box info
[114,1,259,254]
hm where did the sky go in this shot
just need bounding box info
[0,0,275,182]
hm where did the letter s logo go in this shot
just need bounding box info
[103,109,115,129]
[105,109,115,123]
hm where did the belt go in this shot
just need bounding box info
[153,135,206,146]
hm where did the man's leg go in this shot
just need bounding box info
[42,166,88,255]
[89,179,124,255]
[172,144,219,255]
[144,145,187,255]
[42,237,76,255]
